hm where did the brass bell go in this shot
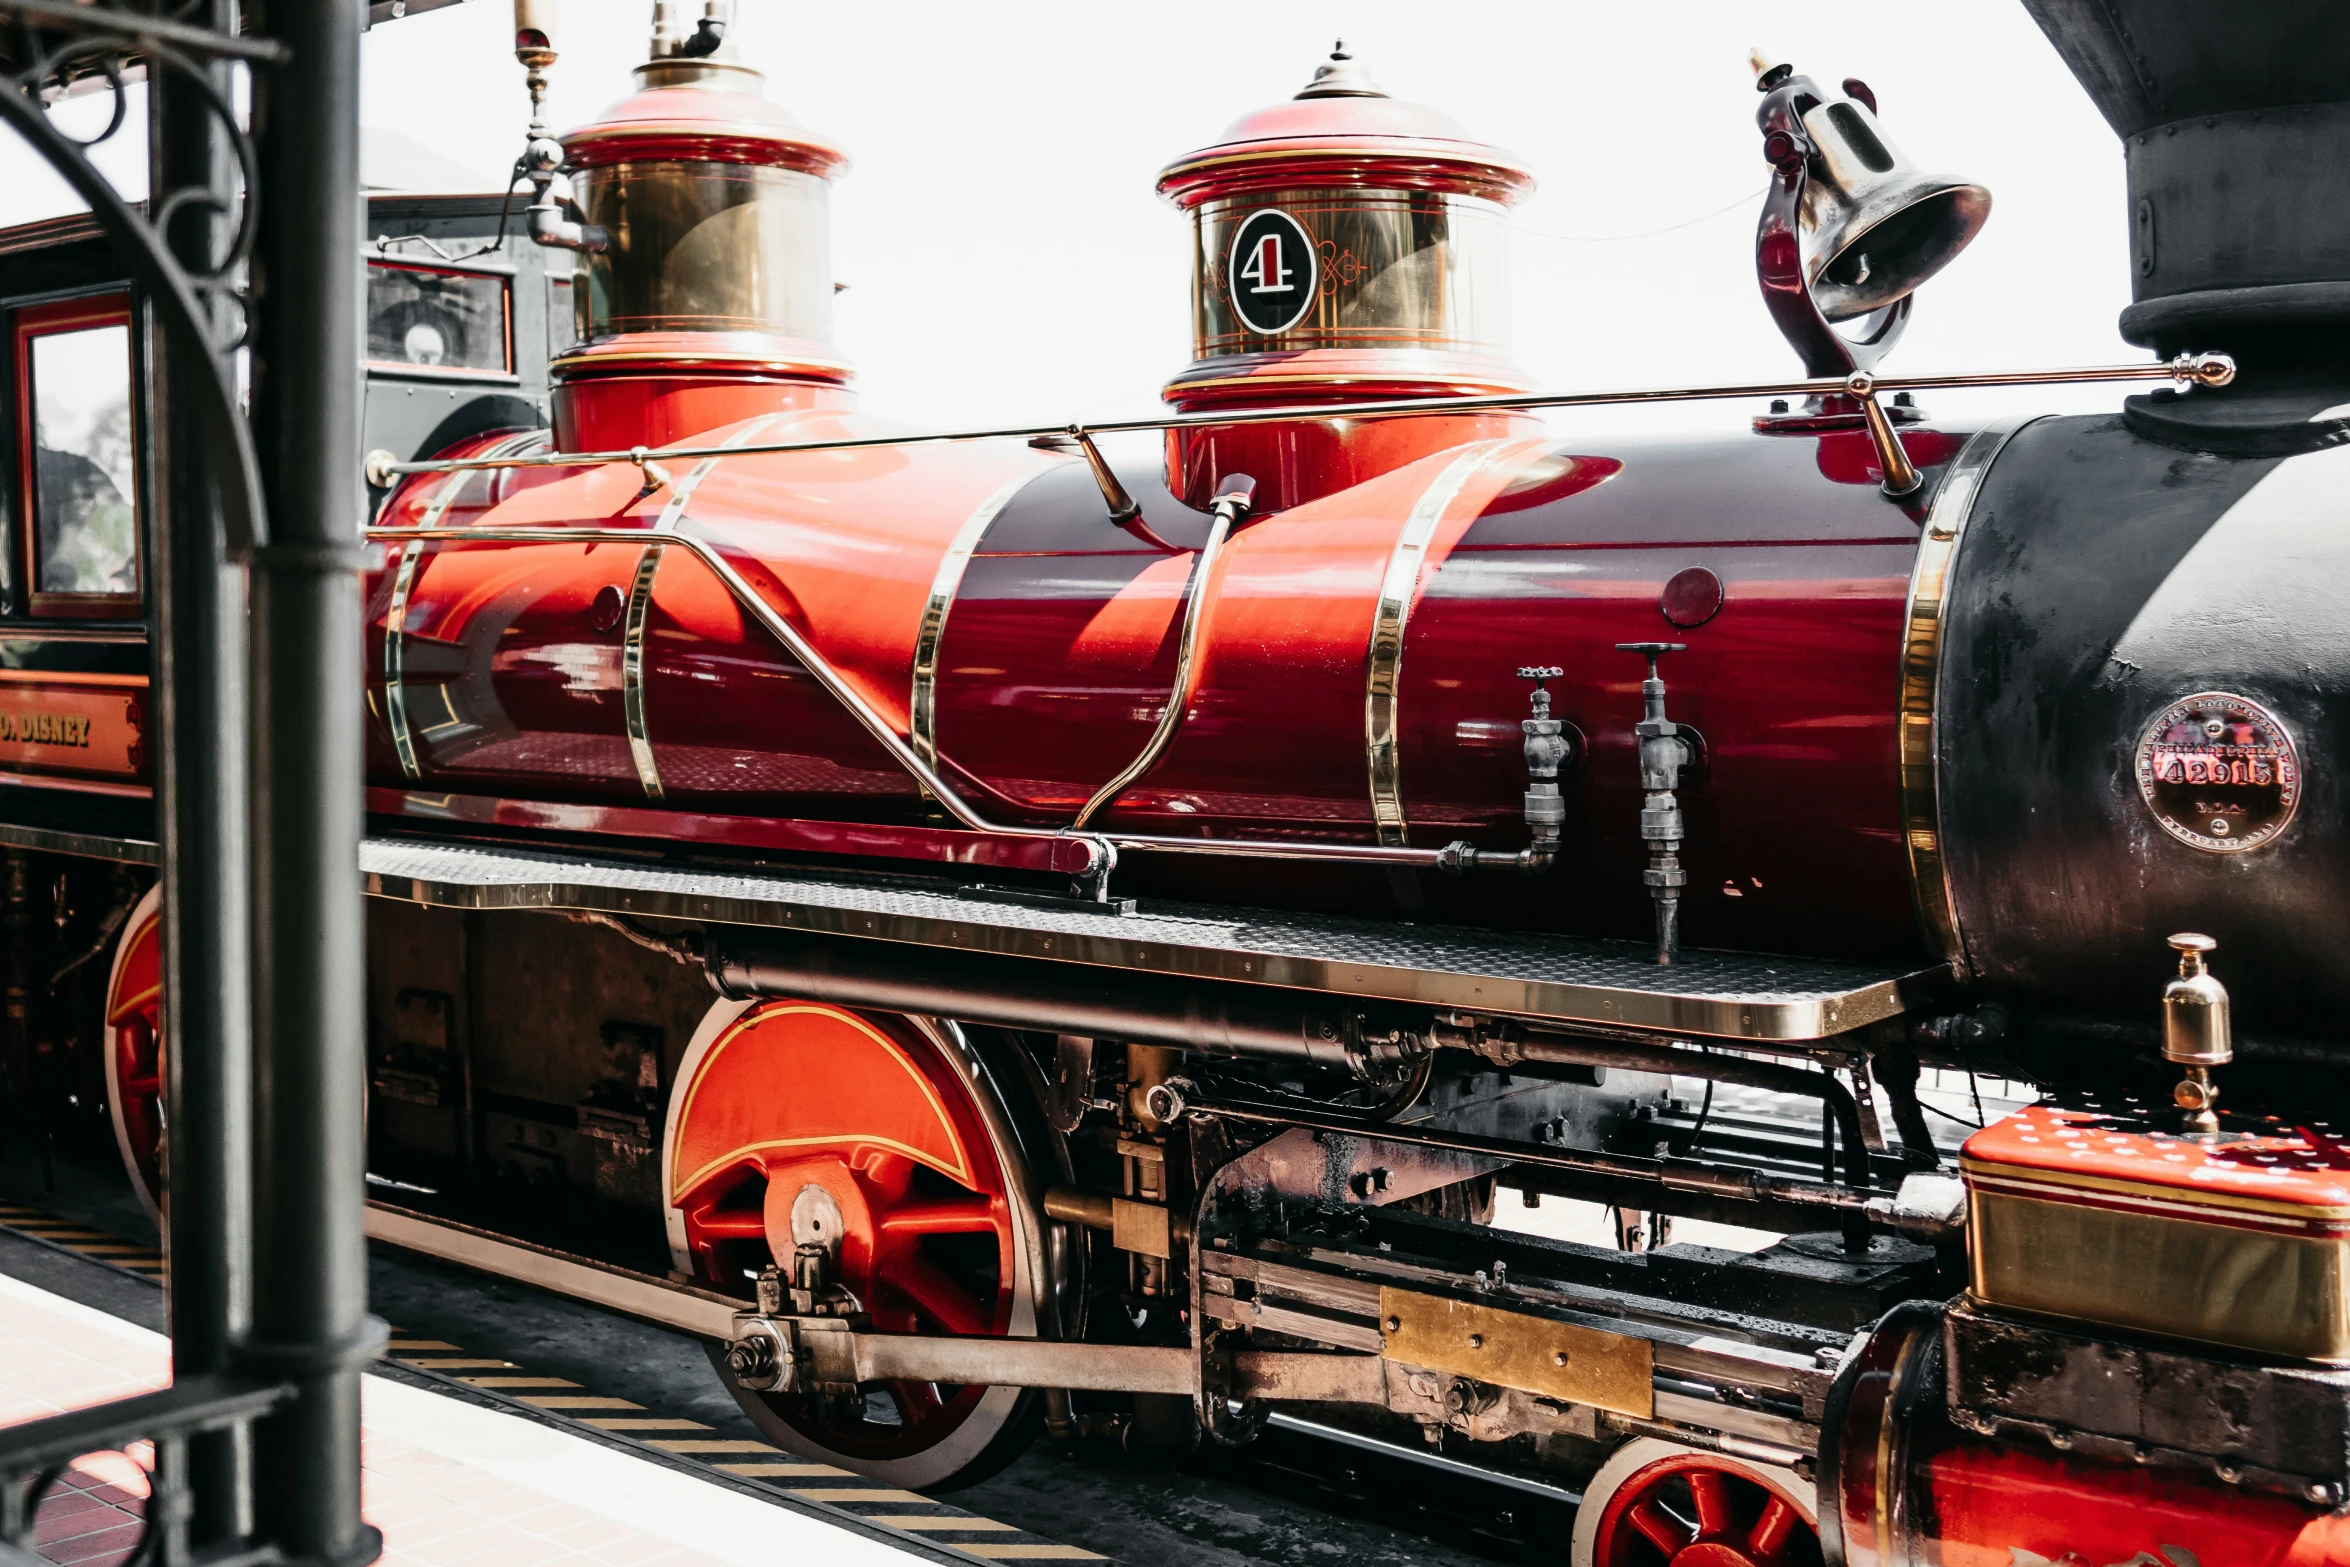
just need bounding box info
[1796,92,1990,322]
[2162,932,2232,1136]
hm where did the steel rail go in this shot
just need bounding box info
[375,353,2236,480]
[364,523,1466,873]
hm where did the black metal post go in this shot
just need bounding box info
[0,850,28,1120]
[242,0,378,1560]
[147,0,253,1546]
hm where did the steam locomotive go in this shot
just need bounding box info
[3,1,2347,1561]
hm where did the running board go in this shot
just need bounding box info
[359,836,1941,1043]
[0,815,1944,1041]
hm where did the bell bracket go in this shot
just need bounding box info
[1754,66,1910,379]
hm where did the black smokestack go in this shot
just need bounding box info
[2023,1,2350,361]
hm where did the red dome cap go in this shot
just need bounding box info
[1157,43,1533,208]
[564,59,848,177]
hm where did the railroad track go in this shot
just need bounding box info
[0,1198,1095,1564]
[1,1069,2033,1564]
[0,1190,1575,1566]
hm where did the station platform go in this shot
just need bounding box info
[0,1259,1021,1566]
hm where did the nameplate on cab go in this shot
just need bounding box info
[0,673,146,781]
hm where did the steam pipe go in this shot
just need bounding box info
[1073,475,1254,829]
[707,929,1370,1069]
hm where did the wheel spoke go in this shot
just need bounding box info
[881,1244,992,1336]
[886,1379,948,1434]
[688,1208,767,1240]
[1688,1468,1736,1537]
[1749,1494,1799,1562]
[854,1148,915,1202]
[877,1198,999,1236]
[1629,1498,1695,1554]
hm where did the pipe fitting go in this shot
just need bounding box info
[1440,665,1580,877]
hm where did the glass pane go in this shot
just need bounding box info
[573,160,832,341]
[1192,189,1511,361]
[31,323,137,597]
[366,263,511,371]
[547,271,575,360]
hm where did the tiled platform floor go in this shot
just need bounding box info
[0,1269,923,1566]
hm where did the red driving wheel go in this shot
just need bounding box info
[665,998,1046,1489]
[102,885,165,1223]
[1577,1441,1823,1567]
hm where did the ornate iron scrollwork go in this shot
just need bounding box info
[0,15,298,1564]
[0,0,281,555]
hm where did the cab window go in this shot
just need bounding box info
[17,295,139,616]
[367,260,512,375]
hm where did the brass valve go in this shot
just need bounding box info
[2162,932,2232,1135]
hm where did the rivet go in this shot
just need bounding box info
[1467,1333,1484,1349]
[1552,1350,1570,1367]
[1384,1315,1401,1333]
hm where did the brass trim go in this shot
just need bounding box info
[1366,442,1514,846]
[1896,417,2037,970]
[385,435,539,781]
[621,541,669,800]
[621,415,796,801]
[383,539,426,779]
[1111,1198,1172,1260]
[911,467,1051,769]
[1961,1161,2350,1228]
[0,819,155,865]
[1377,1285,1653,1416]
[1968,1186,2350,1364]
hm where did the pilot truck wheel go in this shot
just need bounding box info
[665,996,1060,1490]
[1572,1437,1823,1567]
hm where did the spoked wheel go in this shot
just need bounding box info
[665,998,1059,1490]
[1573,1438,1823,1567]
[102,885,165,1224]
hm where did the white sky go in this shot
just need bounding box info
[0,2,2144,440]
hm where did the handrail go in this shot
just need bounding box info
[365,523,1469,878]
[1072,477,1252,829]
[372,353,2236,481]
